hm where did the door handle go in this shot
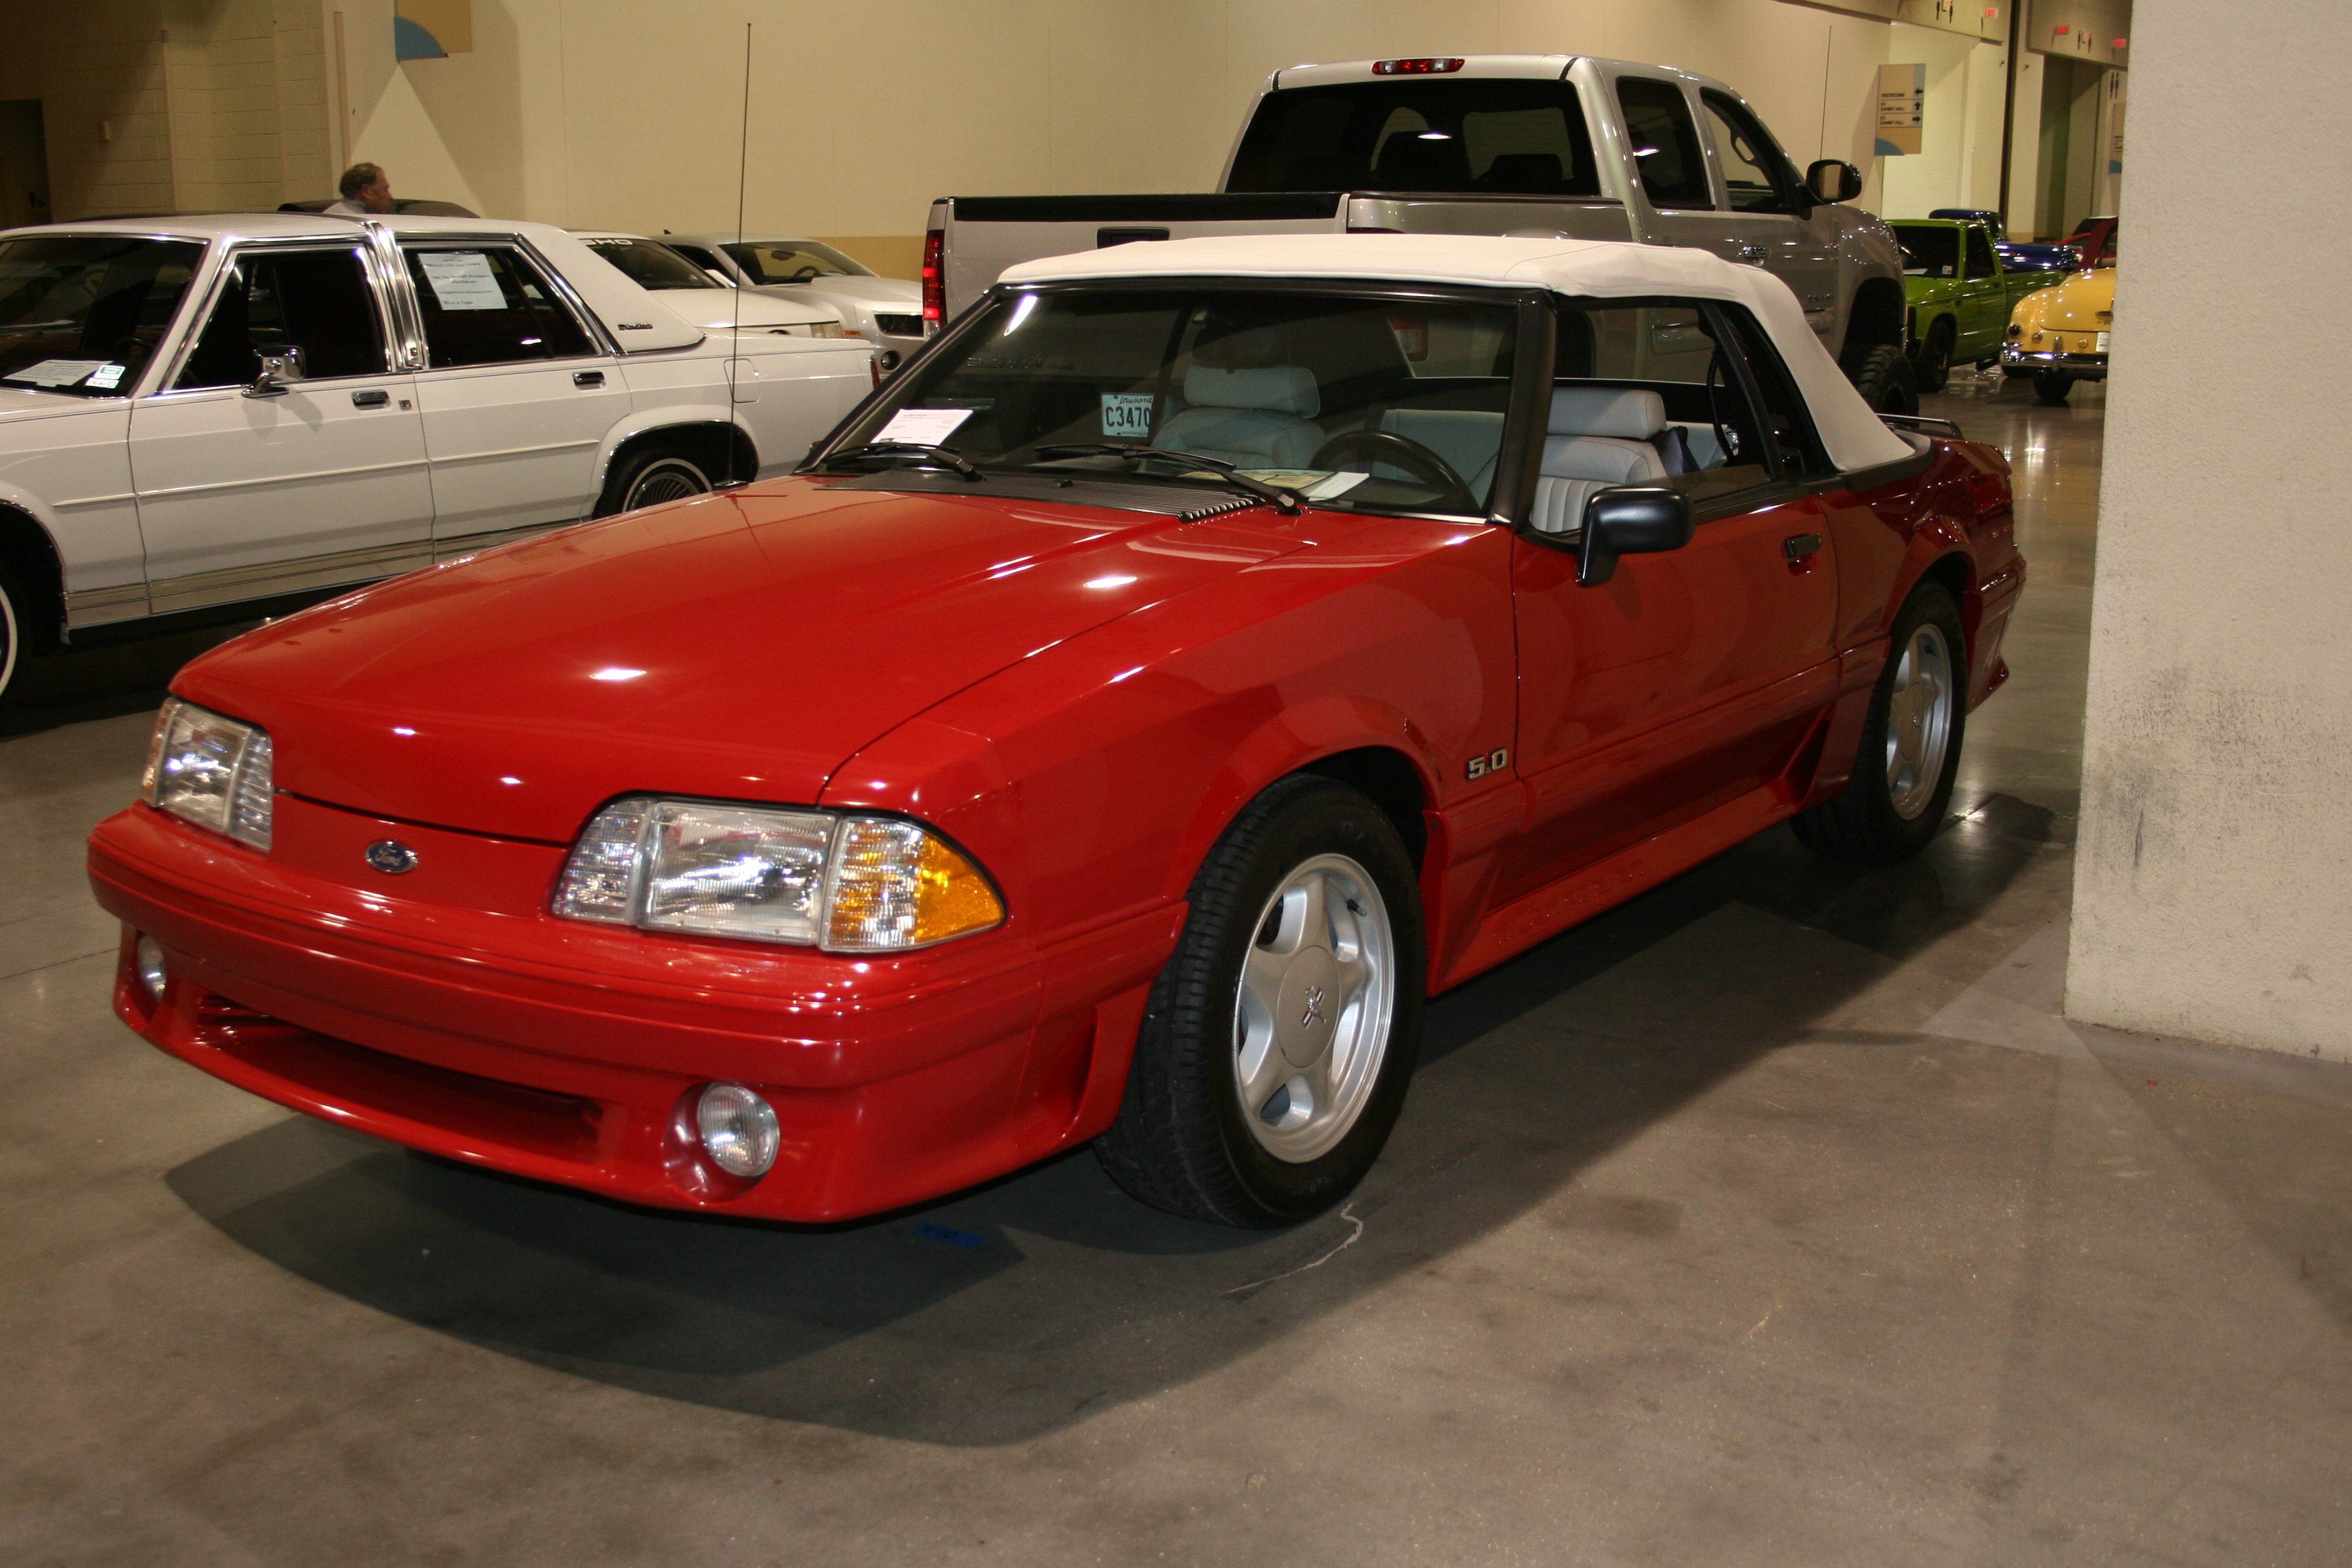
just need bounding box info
[1783,532,1823,560]
[573,370,605,388]
[350,388,389,407]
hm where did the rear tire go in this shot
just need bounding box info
[2032,373,2073,406]
[595,445,715,517]
[0,558,28,716]
[1843,342,1918,415]
[1791,581,1966,865]
[1095,775,1425,1228]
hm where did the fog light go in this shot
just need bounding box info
[697,1083,779,1179]
[134,934,167,1001]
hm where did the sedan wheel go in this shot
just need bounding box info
[1232,852,1395,1164]
[622,456,713,511]
[1096,775,1424,1226]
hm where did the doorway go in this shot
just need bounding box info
[0,101,52,230]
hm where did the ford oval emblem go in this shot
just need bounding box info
[365,840,419,875]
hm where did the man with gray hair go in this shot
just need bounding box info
[326,163,393,215]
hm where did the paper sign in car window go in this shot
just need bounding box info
[874,407,972,446]
[85,362,127,390]
[3,358,111,387]
[418,251,509,311]
[1100,393,1153,438]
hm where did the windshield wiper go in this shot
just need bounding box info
[1033,443,1302,515]
[814,442,983,482]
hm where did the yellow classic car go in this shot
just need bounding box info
[2001,215,2116,405]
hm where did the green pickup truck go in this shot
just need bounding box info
[1888,217,2045,392]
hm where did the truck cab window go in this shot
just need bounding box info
[1700,92,1798,214]
[1227,81,1600,197]
[1965,226,1999,279]
[175,246,385,390]
[1614,79,1712,211]
[401,245,594,369]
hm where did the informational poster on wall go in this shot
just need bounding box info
[1875,62,1925,156]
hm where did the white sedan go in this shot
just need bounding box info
[662,234,925,371]
[0,213,877,707]
[571,232,848,338]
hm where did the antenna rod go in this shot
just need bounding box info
[729,21,750,485]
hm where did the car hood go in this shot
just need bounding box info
[2018,267,2115,330]
[175,478,1309,843]
[656,290,835,331]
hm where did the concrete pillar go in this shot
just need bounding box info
[2066,0,2352,1061]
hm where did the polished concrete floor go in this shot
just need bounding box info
[7,373,2351,1567]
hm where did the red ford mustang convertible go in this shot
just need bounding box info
[89,236,2022,1228]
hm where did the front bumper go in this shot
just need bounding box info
[2001,345,2108,381]
[89,795,1179,1221]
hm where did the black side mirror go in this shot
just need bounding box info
[1578,486,1692,587]
[1805,159,1863,204]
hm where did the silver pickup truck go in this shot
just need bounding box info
[925,54,1914,410]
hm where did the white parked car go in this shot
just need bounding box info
[661,235,926,371]
[0,213,875,705]
[570,232,849,338]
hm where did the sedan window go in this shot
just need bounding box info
[176,246,386,389]
[0,235,202,395]
[582,238,722,291]
[724,241,871,283]
[402,245,595,367]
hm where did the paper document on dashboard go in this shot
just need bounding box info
[3,358,110,387]
[874,407,973,446]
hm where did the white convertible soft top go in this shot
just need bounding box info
[1002,234,1914,474]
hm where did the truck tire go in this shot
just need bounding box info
[1842,343,1918,415]
[1913,320,1953,394]
[1094,775,1425,1228]
[1790,581,1966,865]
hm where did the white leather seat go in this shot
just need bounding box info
[1529,385,1673,535]
[1159,366,1324,469]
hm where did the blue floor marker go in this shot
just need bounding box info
[915,1221,986,1249]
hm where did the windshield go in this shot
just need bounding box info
[0,235,204,395]
[1228,80,1601,196]
[1890,224,1960,279]
[725,240,871,283]
[827,286,1519,517]
[582,237,722,290]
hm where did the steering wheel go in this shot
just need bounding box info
[1309,429,1476,511]
[787,264,822,283]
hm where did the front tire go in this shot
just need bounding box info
[1843,342,1919,415]
[596,446,715,517]
[2033,373,2073,406]
[1095,775,1426,1228]
[1791,581,1966,865]
[1913,321,1953,394]
[0,559,27,715]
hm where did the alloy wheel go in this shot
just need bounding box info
[1231,852,1395,1163]
[1884,622,1955,820]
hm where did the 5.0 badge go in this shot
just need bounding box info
[1465,747,1510,781]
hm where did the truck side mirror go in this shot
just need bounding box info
[1578,486,1692,587]
[243,344,305,399]
[1805,160,1863,204]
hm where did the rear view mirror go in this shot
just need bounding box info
[1578,486,1692,587]
[1806,160,1863,204]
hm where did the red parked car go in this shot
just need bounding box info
[89,236,2023,1228]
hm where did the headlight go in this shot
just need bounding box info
[552,796,1003,952]
[807,320,846,338]
[143,697,273,850]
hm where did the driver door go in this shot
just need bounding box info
[1502,299,1840,905]
[129,242,431,614]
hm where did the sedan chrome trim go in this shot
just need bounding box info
[136,456,432,502]
[64,582,150,627]
[51,492,138,511]
[145,538,434,616]
[418,437,600,468]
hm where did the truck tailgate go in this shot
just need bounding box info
[940,193,1346,318]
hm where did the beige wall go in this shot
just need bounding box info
[328,0,1943,271]
[1875,21,2006,218]
[2067,0,2352,1062]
